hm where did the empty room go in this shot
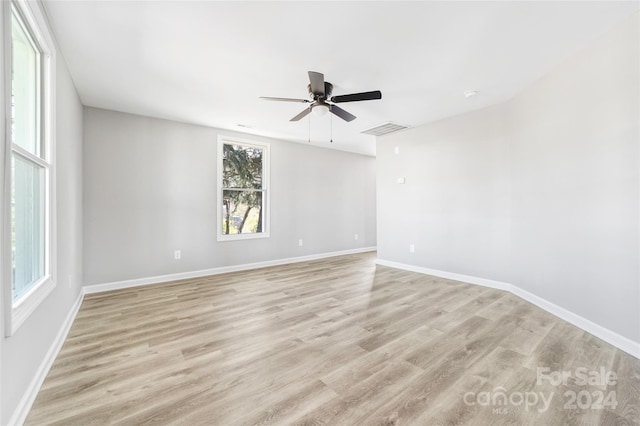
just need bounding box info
[1,1,639,425]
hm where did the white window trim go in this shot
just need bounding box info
[3,0,56,336]
[216,135,270,242]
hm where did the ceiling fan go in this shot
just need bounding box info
[260,71,382,122]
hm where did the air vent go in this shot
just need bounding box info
[360,122,409,137]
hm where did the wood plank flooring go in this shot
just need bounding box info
[26,252,640,425]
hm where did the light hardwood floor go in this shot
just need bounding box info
[26,252,639,425]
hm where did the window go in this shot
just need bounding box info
[4,0,56,335]
[217,136,269,241]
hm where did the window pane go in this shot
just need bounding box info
[11,9,41,157]
[222,144,263,189]
[12,154,46,301]
[221,190,263,234]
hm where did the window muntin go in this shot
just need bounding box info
[218,138,269,240]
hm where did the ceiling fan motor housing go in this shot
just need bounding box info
[308,82,333,100]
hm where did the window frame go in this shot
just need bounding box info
[3,0,57,336]
[216,135,270,242]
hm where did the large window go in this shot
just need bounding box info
[4,0,56,335]
[217,137,269,241]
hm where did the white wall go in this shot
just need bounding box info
[83,108,377,286]
[377,103,513,282]
[0,2,84,423]
[377,13,639,344]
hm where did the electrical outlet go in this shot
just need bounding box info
[298,239,303,247]
[409,244,415,253]
[354,234,359,240]
[174,250,181,260]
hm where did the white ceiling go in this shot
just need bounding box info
[44,1,638,156]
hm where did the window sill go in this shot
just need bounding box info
[7,276,56,336]
[217,232,270,242]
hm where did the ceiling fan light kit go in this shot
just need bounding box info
[260,71,382,123]
[313,104,329,116]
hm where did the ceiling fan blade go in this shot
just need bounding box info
[308,71,325,97]
[330,90,382,103]
[260,96,310,103]
[290,107,312,121]
[330,104,356,122]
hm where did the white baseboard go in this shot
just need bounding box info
[84,246,377,295]
[8,288,85,426]
[376,258,640,360]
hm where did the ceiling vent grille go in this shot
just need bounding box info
[360,122,409,137]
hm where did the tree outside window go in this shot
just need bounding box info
[219,139,269,239]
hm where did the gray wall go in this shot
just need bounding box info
[0,2,84,422]
[83,108,377,285]
[377,13,639,343]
